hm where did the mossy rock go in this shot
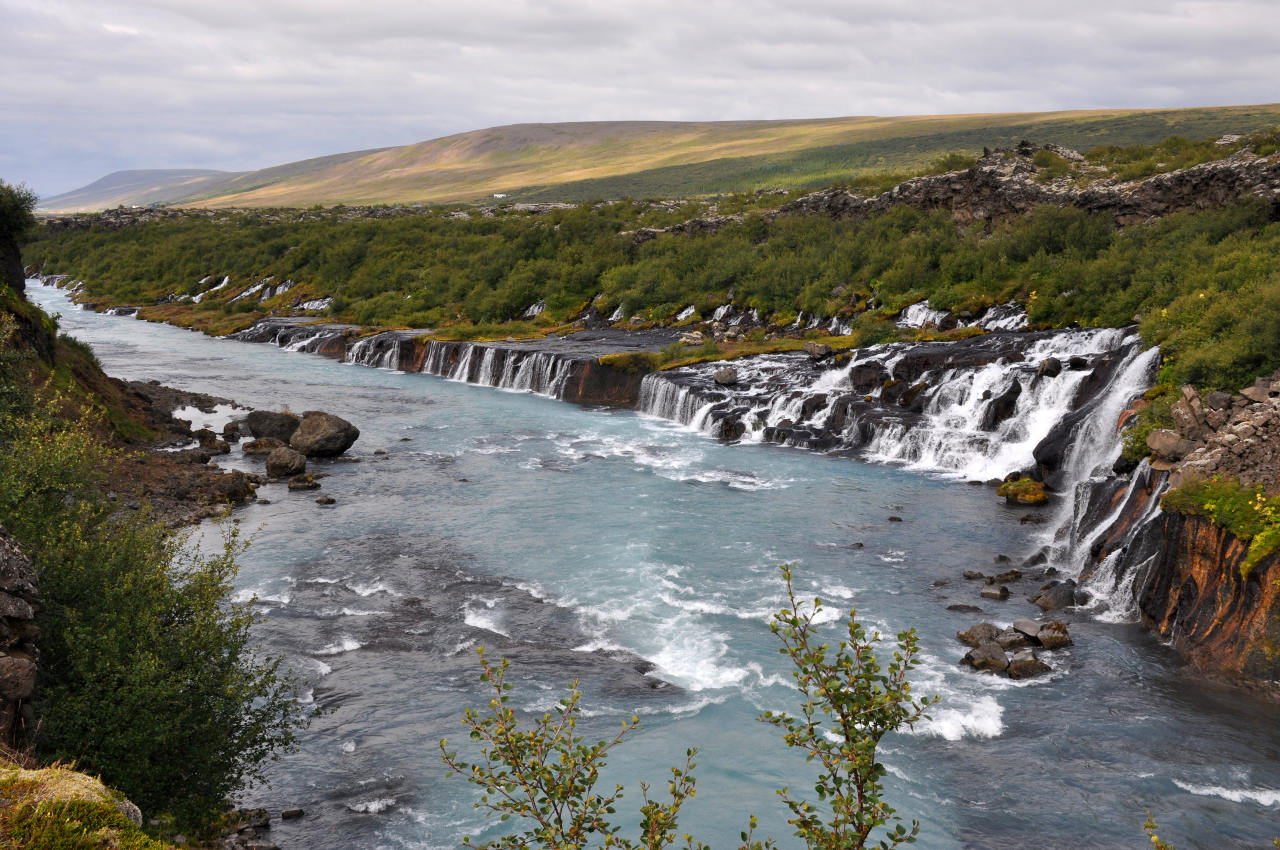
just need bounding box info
[0,764,175,849]
[998,478,1049,506]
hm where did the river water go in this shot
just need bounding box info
[26,282,1280,849]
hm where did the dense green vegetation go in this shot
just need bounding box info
[27,196,1280,396]
[2,181,305,833]
[0,322,305,830]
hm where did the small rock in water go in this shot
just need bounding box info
[992,569,1023,583]
[994,554,1011,563]
[287,475,320,491]
[962,641,1009,674]
[995,627,1031,651]
[1029,579,1077,611]
[373,449,387,455]
[980,585,1010,600]
[712,367,739,386]
[932,579,948,587]
[1006,649,1052,679]
[962,570,986,580]
[1036,620,1073,650]
[1012,618,1042,639]
[315,496,336,505]
[947,604,982,613]
[887,515,903,522]
[281,809,304,821]
[1020,513,1048,525]
[957,622,1000,647]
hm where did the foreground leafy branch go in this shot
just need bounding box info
[440,649,703,849]
[762,564,937,850]
[442,565,936,848]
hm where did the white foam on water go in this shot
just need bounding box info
[462,596,509,637]
[302,657,333,677]
[348,580,396,597]
[879,550,907,563]
[912,694,1005,741]
[1173,781,1280,806]
[348,798,397,814]
[341,740,357,753]
[315,636,363,656]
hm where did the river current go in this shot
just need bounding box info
[26,282,1280,849]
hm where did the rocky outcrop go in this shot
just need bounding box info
[0,527,38,747]
[1081,373,1280,683]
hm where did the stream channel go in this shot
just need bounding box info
[26,281,1280,849]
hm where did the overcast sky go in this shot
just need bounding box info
[5,0,1279,196]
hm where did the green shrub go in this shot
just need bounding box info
[0,382,304,830]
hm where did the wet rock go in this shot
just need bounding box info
[962,641,1009,673]
[1037,357,1062,378]
[1030,579,1078,611]
[962,570,986,580]
[315,496,336,505]
[998,477,1048,505]
[992,569,1023,583]
[1006,649,1052,679]
[287,475,319,491]
[995,628,1032,651]
[222,420,243,441]
[290,411,360,458]
[957,622,1000,647]
[176,448,212,465]
[281,809,304,821]
[947,604,982,613]
[243,437,286,455]
[980,585,1010,600]
[993,554,1011,563]
[1012,618,1042,638]
[246,410,301,443]
[712,367,739,386]
[887,515,903,522]
[1036,620,1073,650]
[265,447,307,478]
[980,381,1023,431]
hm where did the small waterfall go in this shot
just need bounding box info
[420,341,575,399]
[346,332,404,370]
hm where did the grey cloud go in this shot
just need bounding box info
[4,0,1279,195]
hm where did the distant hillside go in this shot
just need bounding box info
[41,104,1280,210]
[38,169,239,213]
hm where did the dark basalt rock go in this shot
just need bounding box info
[289,411,360,458]
[246,410,301,443]
[1030,579,1078,611]
[962,641,1009,673]
[266,447,307,478]
[957,622,999,647]
[1007,649,1052,679]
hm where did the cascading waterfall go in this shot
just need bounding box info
[638,326,1155,489]
[420,340,574,398]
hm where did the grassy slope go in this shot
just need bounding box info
[193,105,1280,207]
[42,104,1280,212]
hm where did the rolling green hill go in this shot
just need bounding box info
[37,103,1280,212]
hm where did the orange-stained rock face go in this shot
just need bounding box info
[1136,512,1280,680]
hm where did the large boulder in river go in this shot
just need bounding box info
[246,410,301,443]
[289,411,360,458]
[265,447,307,478]
[712,368,739,386]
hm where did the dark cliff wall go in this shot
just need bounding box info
[1130,512,1280,680]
